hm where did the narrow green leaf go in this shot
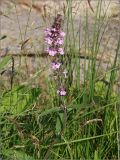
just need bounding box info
[55,112,64,135]
[0,56,11,70]
[94,150,99,160]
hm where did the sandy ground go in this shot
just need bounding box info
[0,0,120,55]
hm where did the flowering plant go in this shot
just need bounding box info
[44,14,66,97]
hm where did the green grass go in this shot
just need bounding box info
[0,0,120,159]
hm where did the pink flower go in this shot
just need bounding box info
[56,38,64,45]
[44,28,50,33]
[44,28,52,36]
[45,37,52,45]
[58,48,64,55]
[47,48,57,56]
[57,88,66,96]
[51,62,61,70]
[60,31,65,37]
[51,28,56,32]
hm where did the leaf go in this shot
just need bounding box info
[20,38,31,50]
[0,56,11,71]
[87,0,94,13]
[3,149,35,160]
[55,112,64,135]
[0,85,41,115]
[94,150,99,160]
[0,35,7,40]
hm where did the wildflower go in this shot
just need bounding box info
[55,38,64,45]
[58,48,64,55]
[60,31,65,37]
[51,28,56,32]
[44,28,50,33]
[44,28,52,36]
[44,14,67,96]
[47,48,57,56]
[51,62,61,70]
[45,37,52,45]
[57,88,66,96]
[44,14,65,54]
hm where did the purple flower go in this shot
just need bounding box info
[51,28,56,32]
[60,31,65,37]
[51,62,61,70]
[45,37,52,45]
[47,48,57,56]
[57,88,66,96]
[44,28,52,36]
[44,15,65,57]
[44,15,67,99]
[44,28,50,33]
[58,48,64,55]
[55,38,64,45]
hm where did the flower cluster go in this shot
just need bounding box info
[57,87,66,96]
[44,14,66,96]
[45,30,65,56]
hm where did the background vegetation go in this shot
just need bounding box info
[0,0,120,159]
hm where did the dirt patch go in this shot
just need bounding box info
[0,0,120,53]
